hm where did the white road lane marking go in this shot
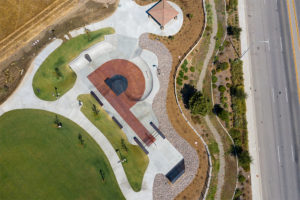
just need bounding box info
[291,145,295,162]
[277,146,281,163]
[280,37,283,52]
[285,87,289,102]
[272,88,275,102]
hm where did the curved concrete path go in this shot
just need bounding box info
[0,1,187,200]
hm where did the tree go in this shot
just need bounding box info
[230,86,247,100]
[54,115,62,128]
[99,169,105,181]
[213,104,229,122]
[92,104,100,115]
[216,62,229,71]
[218,85,226,93]
[180,84,197,108]
[121,138,128,152]
[186,13,193,20]
[188,91,210,116]
[227,25,242,39]
[78,133,85,146]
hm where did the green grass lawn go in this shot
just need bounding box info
[78,94,149,192]
[32,27,115,101]
[0,109,125,200]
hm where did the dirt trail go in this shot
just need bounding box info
[196,0,226,198]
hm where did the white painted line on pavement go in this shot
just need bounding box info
[272,88,275,102]
[291,145,295,162]
[280,37,283,52]
[285,87,288,102]
[277,146,281,163]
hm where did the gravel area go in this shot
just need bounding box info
[139,33,199,200]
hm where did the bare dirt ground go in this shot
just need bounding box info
[0,0,118,104]
[135,0,209,199]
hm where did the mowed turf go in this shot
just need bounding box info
[32,27,114,101]
[78,94,149,191]
[0,109,125,200]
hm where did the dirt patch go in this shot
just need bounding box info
[136,0,209,199]
[0,0,119,105]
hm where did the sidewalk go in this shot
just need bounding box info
[238,0,263,199]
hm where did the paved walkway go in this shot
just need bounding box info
[139,34,199,200]
[195,0,226,198]
[0,1,187,200]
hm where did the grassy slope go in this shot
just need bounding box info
[0,109,124,200]
[32,27,114,101]
[78,94,149,192]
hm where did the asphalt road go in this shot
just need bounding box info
[245,0,300,199]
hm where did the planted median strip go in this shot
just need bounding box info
[32,27,114,101]
[78,94,149,192]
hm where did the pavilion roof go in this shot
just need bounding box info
[147,0,179,26]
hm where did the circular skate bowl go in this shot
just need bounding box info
[100,59,152,102]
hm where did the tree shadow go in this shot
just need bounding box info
[180,84,197,109]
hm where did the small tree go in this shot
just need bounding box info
[92,104,100,115]
[227,25,242,39]
[188,91,210,116]
[99,169,105,182]
[186,13,193,20]
[121,138,128,152]
[78,133,85,146]
[54,115,62,128]
[218,85,226,93]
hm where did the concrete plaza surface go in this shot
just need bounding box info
[0,1,193,200]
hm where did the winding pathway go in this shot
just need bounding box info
[195,0,226,199]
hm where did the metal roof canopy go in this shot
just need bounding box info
[146,0,179,27]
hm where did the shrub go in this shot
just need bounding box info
[212,75,218,83]
[228,0,238,11]
[212,84,217,88]
[168,35,174,40]
[227,25,242,39]
[211,69,216,75]
[234,188,242,200]
[225,77,229,81]
[213,104,229,122]
[224,40,230,47]
[216,62,229,71]
[231,86,247,100]
[230,145,252,171]
[186,13,193,20]
[218,85,226,93]
[179,70,184,78]
[219,45,224,51]
[177,77,183,85]
[226,83,231,88]
[190,66,195,72]
[238,173,246,183]
[184,76,188,80]
[189,91,210,116]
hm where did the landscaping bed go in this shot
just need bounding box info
[32,27,114,101]
[136,0,210,198]
[78,94,149,192]
[0,109,125,200]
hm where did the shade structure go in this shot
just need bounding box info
[147,0,179,27]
